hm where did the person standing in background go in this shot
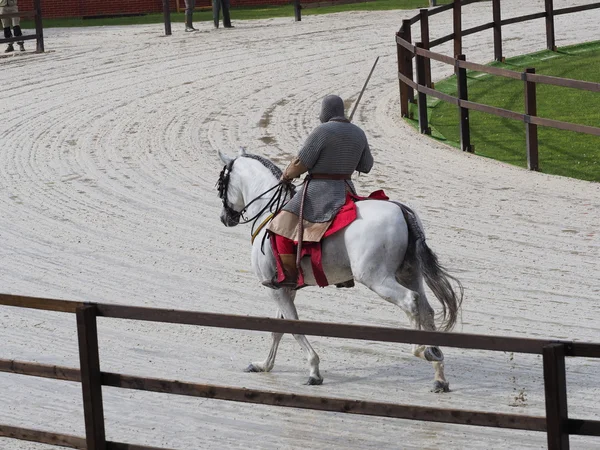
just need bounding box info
[0,0,24,52]
[184,0,198,32]
[212,0,233,29]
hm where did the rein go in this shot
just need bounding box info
[251,213,274,244]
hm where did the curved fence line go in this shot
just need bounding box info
[396,0,600,170]
[1,293,600,449]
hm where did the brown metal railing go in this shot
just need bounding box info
[396,0,600,171]
[1,293,599,449]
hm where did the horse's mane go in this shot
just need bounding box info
[241,153,283,180]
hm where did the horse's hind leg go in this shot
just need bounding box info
[358,274,421,328]
[360,271,449,393]
[271,289,323,385]
[413,299,450,393]
[245,309,284,373]
[398,267,449,393]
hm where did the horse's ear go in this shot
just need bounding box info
[218,150,233,165]
[239,147,247,156]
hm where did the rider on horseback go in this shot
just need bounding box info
[265,94,373,289]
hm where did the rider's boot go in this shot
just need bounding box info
[262,254,298,289]
[278,254,298,288]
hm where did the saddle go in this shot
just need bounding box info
[271,190,389,289]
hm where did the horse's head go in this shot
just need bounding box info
[217,148,245,227]
[216,148,294,228]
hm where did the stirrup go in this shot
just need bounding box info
[262,276,297,290]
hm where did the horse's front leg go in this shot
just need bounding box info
[245,309,284,373]
[273,289,323,385]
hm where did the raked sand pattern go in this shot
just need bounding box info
[1,1,599,448]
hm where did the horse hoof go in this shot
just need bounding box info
[305,376,323,386]
[244,364,262,373]
[424,346,444,362]
[432,381,450,393]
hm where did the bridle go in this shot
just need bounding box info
[217,160,242,222]
[217,158,296,242]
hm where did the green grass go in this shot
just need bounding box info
[20,0,450,28]
[421,41,600,182]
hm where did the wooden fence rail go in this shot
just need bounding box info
[1,294,600,450]
[0,0,44,52]
[396,0,600,169]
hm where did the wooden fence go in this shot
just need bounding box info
[0,293,599,449]
[0,0,44,53]
[396,0,600,171]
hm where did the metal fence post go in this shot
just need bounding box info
[524,68,539,171]
[34,0,44,52]
[452,0,462,57]
[456,55,472,152]
[492,0,502,61]
[162,0,171,36]
[415,43,430,135]
[420,9,432,88]
[294,0,301,22]
[76,304,106,450]
[545,0,556,51]
[543,343,570,450]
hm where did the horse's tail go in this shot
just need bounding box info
[395,202,464,332]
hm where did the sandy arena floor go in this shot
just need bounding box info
[1,0,599,448]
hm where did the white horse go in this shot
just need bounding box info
[217,148,463,392]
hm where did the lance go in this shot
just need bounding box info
[348,56,380,122]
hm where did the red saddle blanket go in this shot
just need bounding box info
[271,190,389,287]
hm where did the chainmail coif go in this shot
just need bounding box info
[319,95,346,123]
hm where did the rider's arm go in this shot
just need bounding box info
[281,127,324,181]
[282,157,308,181]
[356,141,373,174]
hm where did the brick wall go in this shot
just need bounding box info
[18,0,304,19]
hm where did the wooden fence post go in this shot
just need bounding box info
[76,304,106,450]
[456,55,472,152]
[452,0,462,57]
[397,29,409,118]
[420,9,432,88]
[34,0,44,52]
[545,0,556,51]
[403,19,415,104]
[492,0,502,61]
[162,0,171,36]
[294,0,301,22]
[415,43,430,135]
[543,343,569,450]
[524,68,539,171]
